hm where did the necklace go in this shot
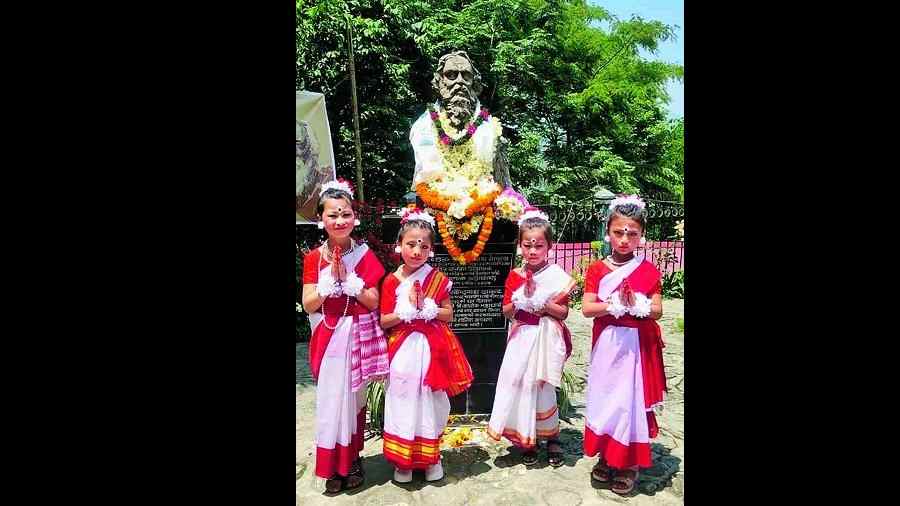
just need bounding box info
[606,255,634,266]
[317,239,355,329]
[321,238,355,263]
[321,295,351,330]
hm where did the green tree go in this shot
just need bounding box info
[297,0,683,204]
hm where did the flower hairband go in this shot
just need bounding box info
[399,206,435,228]
[608,194,645,211]
[319,178,354,198]
[517,207,549,226]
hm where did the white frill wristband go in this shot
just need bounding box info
[341,272,365,297]
[316,273,342,298]
[528,288,553,312]
[418,297,440,321]
[606,292,629,319]
[395,302,419,323]
[628,293,652,318]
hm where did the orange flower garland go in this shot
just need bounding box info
[415,183,500,218]
[416,182,452,210]
[437,206,494,265]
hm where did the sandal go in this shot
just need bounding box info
[546,440,564,468]
[324,476,343,493]
[591,459,612,482]
[325,458,365,493]
[522,448,539,466]
[611,468,638,495]
[344,457,365,490]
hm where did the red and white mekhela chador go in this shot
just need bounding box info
[302,242,389,479]
[487,264,575,449]
[380,264,474,471]
[582,257,667,470]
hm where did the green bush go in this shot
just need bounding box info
[366,381,386,434]
[557,369,585,424]
[661,270,684,299]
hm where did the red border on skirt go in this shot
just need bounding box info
[583,425,651,469]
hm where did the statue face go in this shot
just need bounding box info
[438,55,475,102]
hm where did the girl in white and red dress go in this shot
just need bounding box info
[487,208,576,468]
[581,195,667,495]
[379,207,473,484]
[300,180,390,493]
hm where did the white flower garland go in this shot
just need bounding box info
[628,293,652,318]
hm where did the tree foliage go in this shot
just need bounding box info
[298,0,683,204]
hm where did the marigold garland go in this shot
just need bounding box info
[416,182,500,218]
[437,206,494,265]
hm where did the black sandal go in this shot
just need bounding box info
[324,476,343,493]
[546,440,564,468]
[324,457,364,493]
[344,457,365,490]
[522,448,539,466]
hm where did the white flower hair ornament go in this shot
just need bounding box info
[608,194,646,213]
[517,207,550,226]
[319,179,355,198]
[399,207,436,228]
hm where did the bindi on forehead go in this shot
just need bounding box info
[325,199,352,212]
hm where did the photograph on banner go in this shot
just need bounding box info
[297,91,337,224]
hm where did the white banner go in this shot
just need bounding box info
[296,91,337,224]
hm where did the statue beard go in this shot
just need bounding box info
[440,86,476,129]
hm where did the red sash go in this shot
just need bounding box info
[591,260,667,409]
[386,269,473,397]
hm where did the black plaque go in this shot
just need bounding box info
[429,252,512,332]
[433,239,516,415]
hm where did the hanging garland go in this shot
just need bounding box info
[416,182,500,218]
[428,104,491,147]
[437,206,494,265]
[414,105,506,265]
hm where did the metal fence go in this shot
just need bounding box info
[539,198,685,275]
[551,240,685,276]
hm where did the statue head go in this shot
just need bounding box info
[432,51,483,129]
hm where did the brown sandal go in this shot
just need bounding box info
[546,440,564,467]
[522,448,539,466]
[611,468,638,495]
[344,458,365,490]
[591,459,612,482]
[324,476,343,493]
[325,458,365,493]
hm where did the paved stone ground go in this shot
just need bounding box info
[296,299,684,505]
